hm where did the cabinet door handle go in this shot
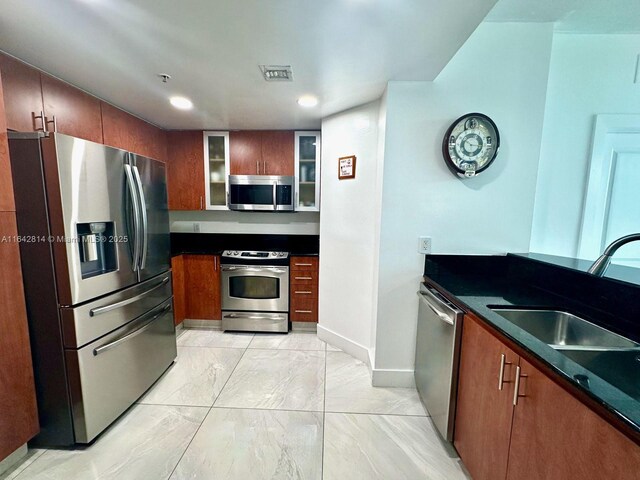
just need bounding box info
[498,353,512,391]
[263,160,267,175]
[33,111,46,132]
[513,366,527,406]
[256,161,260,174]
[45,115,57,132]
[294,263,313,266]
[294,276,313,280]
[200,196,204,210]
[294,310,313,314]
[294,291,312,294]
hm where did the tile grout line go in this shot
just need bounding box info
[166,337,251,479]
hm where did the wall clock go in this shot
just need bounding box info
[442,113,500,178]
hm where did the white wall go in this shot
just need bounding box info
[530,34,640,258]
[373,23,554,380]
[170,210,319,235]
[318,100,385,364]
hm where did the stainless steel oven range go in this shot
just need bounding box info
[221,250,289,333]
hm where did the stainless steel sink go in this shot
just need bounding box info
[490,308,640,350]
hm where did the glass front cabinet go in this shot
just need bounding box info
[203,131,230,210]
[295,131,321,212]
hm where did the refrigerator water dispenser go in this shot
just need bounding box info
[77,222,117,278]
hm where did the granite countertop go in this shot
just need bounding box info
[170,233,320,257]
[423,255,640,437]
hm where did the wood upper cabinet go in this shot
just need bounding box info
[229,131,262,175]
[0,71,15,212]
[0,212,39,460]
[229,130,294,175]
[261,130,294,175]
[101,102,167,162]
[454,314,518,480]
[41,74,103,143]
[506,357,640,480]
[455,312,640,480]
[0,53,43,132]
[166,131,206,210]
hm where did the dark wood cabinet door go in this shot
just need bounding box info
[0,212,39,459]
[0,53,43,132]
[506,357,640,480]
[101,102,167,162]
[229,131,261,175]
[184,255,221,320]
[41,74,103,144]
[262,130,294,175]
[166,131,205,210]
[454,314,518,480]
[0,71,15,212]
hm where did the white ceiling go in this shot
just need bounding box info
[0,0,497,130]
[487,0,640,33]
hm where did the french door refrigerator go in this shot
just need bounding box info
[8,132,176,446]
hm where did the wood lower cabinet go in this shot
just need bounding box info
[101,102,167,161]
[0,72,15,212]
[41,74,103,143]
[0,53,43,132]
[454,315,518,480]
[171,254,221,323]
[0,212,39,460]
[166,131,206,210]
[455,313,640,480]
[229,130,294,176]
[290,256,319,322]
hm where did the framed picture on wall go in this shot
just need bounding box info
[338,155,356,180]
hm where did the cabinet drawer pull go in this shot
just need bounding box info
[294,276,313,280]
[294,291,312,294]
[498,353,512,391]
[294,263,313,266]
[513,366,527,406]
[294,310,313,314]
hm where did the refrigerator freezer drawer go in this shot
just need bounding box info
[60,273,172,348]
[64,299,176,443]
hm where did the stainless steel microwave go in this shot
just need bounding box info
[228,175,295,212]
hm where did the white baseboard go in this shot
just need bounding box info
[0,444,27,476]
[371,368,416,388]
[317,324,371,367]
[184,319,222,329]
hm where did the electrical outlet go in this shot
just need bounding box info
[418,236,432,254]
[193,222,200,233]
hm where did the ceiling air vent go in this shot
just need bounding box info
[260,65,293,82]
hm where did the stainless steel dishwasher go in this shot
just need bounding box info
[415,283,464,442]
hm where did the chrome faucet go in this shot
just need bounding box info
[588,233,640,277]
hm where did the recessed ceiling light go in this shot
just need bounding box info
[297,95,318,108]
[170,96,193,110]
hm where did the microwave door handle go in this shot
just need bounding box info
[131,164,148,270]
[124,164,141,271]
[273,182,277,211]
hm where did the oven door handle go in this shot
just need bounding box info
[221,266,287,274]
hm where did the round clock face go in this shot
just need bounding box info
[442,113,500,178]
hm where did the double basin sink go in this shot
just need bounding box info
[490,308,640,400]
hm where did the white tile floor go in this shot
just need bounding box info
[2,330,469,480]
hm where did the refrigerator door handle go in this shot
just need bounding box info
[124,163,141,271]
[131,164,148,270]
[89,275,170,317]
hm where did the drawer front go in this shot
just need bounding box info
[291,295,318,322]
[290,272,318,284]
[65,299,177,443]
[291,284,318,298]
[290,256,319,272]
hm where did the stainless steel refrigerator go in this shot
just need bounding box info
[8,132,176,446]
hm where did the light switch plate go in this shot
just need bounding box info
[418,236,432,254]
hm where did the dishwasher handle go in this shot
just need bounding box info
[417,285,462,326]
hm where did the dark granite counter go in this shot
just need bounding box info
[424,254,640,439]
[171,233,319,257]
